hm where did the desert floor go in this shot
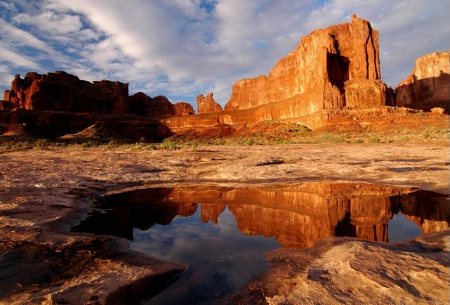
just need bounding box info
[0,143,449,304]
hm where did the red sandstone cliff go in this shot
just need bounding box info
[3,71,130,114]
[224,15,387,114]
[395,50,450,112]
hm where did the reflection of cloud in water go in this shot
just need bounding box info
[71,184,449,304]
[388,212,423,243]
[131,206,280,305]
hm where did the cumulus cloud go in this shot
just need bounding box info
[0,0,448,106]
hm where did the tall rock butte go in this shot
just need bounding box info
[197,92,223,114]
[395,50,450,112]
[224,15,387,114]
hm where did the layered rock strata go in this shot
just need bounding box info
[1,71,194,118]
[395,50,450,112]
[224,15,387,113]
[3,71,130,114]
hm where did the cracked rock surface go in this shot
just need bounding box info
[0,143,448,304]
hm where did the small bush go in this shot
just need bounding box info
[107,140,120,149]
[82,140,97,148]
[34,139,50,150]
[321,133,345,143]
[159,140,179,150]
[369,137,381,143]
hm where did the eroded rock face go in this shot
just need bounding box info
[224,15,387,113]
[197,92,223,114]
[174,102,195,116]
[395,50,450,112]
[3,71,130,114]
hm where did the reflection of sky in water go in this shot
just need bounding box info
[388,212,423,243]
[131,205,281,305]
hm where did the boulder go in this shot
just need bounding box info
[224,15,386,113]
[197,92,223,114]
[395,50,450,112]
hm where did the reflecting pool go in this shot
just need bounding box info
[72,183,449,304]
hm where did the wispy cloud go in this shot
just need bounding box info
[0,0,448,107]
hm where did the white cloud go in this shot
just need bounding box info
[0,17,53,53]
[13,11,83,35]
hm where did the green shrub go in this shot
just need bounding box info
[82,140,97,148]
[34,139,50,150]
[321,133,345,143]
[159,140,179,150]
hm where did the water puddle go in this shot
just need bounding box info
[72,183,449,305]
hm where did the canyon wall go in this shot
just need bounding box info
[2,18,448,139]
[224,15,387,113]
[395,50,450,112]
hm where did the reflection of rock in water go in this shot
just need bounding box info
[72,183,449,249]
[395,190,450,233]
[72,201,198,240]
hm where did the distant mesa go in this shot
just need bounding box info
[1,71,194,118]
[3,71,130,114]
[1,15,449,140]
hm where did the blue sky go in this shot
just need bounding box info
[1,0,449,109]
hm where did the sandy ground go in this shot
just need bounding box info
[0,143,449,304]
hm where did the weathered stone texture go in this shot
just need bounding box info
[395,50,450,112]
[174,102,195,116]
[224,15,386,113]
[2,71,130,114]
[197,92,223,114]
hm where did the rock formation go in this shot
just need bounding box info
[2,71,130,114]
[395,50,450,112]
[224,15,387,113]
[174,102,195,116]
[2,17,448,140]
[1,71,192,119]
[129,92,176,117]
[197,92,223,114]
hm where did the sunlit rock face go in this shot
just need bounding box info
[197,92,223,114]
[4,71,129,114]
[75,184,449,249]
[174,102,195,116]
[395,50,450,112]
[224,15,386,113]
